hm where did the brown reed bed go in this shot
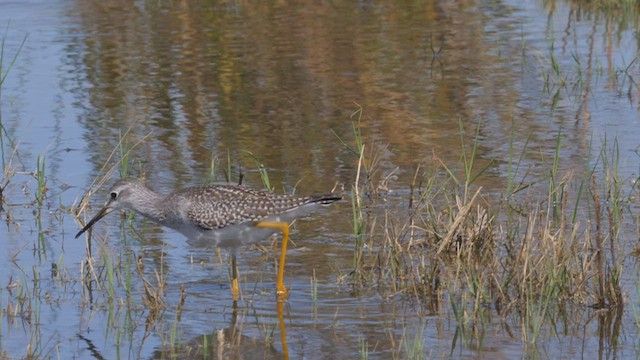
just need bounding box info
[345,116,638,350]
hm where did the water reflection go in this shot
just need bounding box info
[147,300,287,360]
[65,1,537,188]
[64,0,640,193]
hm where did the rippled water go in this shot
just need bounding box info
[1,0,639,358]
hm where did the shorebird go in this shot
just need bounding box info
[75,178,341,300]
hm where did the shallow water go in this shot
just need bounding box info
[1,0,639,358]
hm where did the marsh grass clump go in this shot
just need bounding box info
[345,118,636,350]
[136,251,167,316]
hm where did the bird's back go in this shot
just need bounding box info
[169,184,340,231]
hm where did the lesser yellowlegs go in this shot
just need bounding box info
[75,179,341,299]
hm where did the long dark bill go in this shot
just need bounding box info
[75,206,113,238]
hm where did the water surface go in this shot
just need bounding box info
[0,0,639,358]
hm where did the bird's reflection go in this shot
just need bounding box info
[277,301,289,360]
[149,299,290,359]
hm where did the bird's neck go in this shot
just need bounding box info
[129,187,169,224]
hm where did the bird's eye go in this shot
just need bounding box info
[110,192,118,200]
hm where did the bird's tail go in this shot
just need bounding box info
[310,195,342,205]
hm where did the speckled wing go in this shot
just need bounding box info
[181,185,335,230]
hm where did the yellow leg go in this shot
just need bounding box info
[231,253,239,300]
[255,221,290,300]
